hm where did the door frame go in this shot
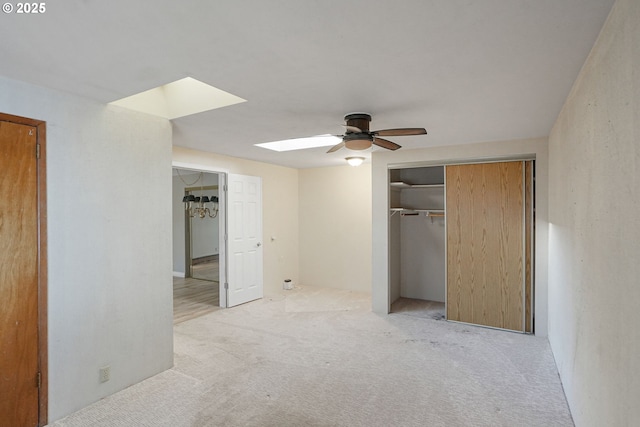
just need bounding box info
[0,112,48,425]
[172,162,228,307]
[387,155,535,333]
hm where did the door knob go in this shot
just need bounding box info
[257,242,262,247]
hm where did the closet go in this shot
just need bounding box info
[389,160,534,333]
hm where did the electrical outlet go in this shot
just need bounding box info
[99,366,111,383]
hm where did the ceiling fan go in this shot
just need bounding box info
[327,113,427,153]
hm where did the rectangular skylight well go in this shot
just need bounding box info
[109,77,246,120]
[255,135,342,152]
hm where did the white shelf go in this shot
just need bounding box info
[410,184,444,189]
[390,181,444,189]
[414,209,444,214]
[390,181,411,188]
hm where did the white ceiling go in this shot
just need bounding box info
[0,0,614,168]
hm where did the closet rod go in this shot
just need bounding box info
[389,208,445,218]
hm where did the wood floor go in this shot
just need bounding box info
[191,256,219,282]
[173,260,221,324]
[391,297,446,320]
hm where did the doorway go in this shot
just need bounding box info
[0,113,48,426]
[172,168,226,323]
[171,164,264,319]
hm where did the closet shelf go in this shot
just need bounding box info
[390,181,411,188]
[409,184,444,189]
[390,181,444,189]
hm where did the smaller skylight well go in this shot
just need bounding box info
[109,77,246,120]
[255,135,342,152]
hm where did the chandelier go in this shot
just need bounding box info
[182,194,219,218]
[177,170,219,219]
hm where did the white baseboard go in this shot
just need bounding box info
[173,271,185,278]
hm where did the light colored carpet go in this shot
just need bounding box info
[48,285,573,427]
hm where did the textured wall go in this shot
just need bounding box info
[0,76,174,421]
[547,0,640,424]
[399,187,446,302]
[298,165,372,293]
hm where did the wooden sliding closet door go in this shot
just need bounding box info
[446,161,525,331]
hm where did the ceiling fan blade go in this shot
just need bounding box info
[326,141,345,153]
[373,128,427,137]
[342,125,362,133]
[373,137,401,151]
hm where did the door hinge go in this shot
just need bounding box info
[224,282,229,290]
[224,234,228,242]
[223,184,227,192]
[36,372,41,388]
[36,143,40,159]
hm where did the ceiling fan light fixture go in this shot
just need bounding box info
[346,156,365,167]
[343,132,374,150]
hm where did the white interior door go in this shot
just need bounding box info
[227,174,263,307]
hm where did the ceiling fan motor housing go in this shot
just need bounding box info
[344,113,371,133]
[344,113,373,150]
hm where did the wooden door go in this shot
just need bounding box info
[0,115,46,426]
[446,161,525,331]
[227,174,263,307]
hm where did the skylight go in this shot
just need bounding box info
[255,135,341,152]
[109,77,246,120]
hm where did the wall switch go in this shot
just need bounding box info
[99,366,111,383]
